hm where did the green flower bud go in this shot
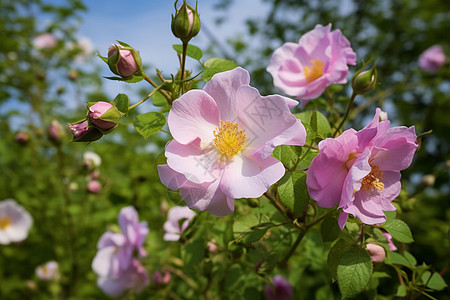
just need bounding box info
[352,58,377,95]
[171,0,201,43]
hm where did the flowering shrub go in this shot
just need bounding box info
[0,0,449,299]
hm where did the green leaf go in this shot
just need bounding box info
[277,171,309,216]
[173,44,203,60]
[182,239,205,269]
[385,252,413,267]
[152,91,167,107]
[421,271,447,291]
[233,213,270,238]
[396,285,407,297]
[337,247,373,299]
[202,58,238,81]
[272,145,302,169]
[382,219,414,243]
[133,112,166,138]
[234,222,275,245]
[112,94,129,114]
[327,239,352,278]
[321,215,341,243]
[295,110,331,140]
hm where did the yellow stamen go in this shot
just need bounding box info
[213,121,247,161]
[304,58,324,83]
[0,217,11,230]
[361,165,384,191]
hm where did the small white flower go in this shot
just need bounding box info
[83,151,102,169]
[36,261,60,281]
[0,199,33,245]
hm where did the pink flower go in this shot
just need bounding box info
[382,231,397,251]
[108,45,139,77]
[68,120,103,142]
[0,199,33,245]
[306,108,418,228]
[264,275,293,300]
[366,243,386,263]
[87,180,102,193]
[48,120,65,143]
[97,259,149,297]
[68,120,89,138]
[92,206,149,296]
[87,101,118,131]
[14,132,29,145]
[267,24,356,106]
[33,33,57,49]
[152,270,171,286]
[158,67,306,216]
[36,261,59,281]
[418,45,446,73]
[163,206,196,241]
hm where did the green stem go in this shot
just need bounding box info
[279,228,307,268]
[333,91,357,137]
[142,72,172,104]
[180,42,188,95]
[129,85,164,110]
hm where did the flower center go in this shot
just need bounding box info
[0,217,11,230]
[304,58,324,83]
[213,121,247,161]
[361,165,384,191]
[42,266,48,275]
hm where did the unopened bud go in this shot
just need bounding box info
[366,243,385,263]
[87,101,121,131]
[48,120,65,144]
[15,132,29,145]
[207,240,218,253]
[87,180,102,194]
[264,275,293,300]
[422,174,435,187]
[107,44,142,78]
[68,120,103,142]
[152,270,171,286]
[352,67,377,95]
[171,1,201,43]
[68,70,78,81]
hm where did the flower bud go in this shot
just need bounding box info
[68,120,103,142]
[87,180,102,194]
[14,132,29,145]
[152,270,171,286]
[87,101,121,131]
[83,152,102,170]
[366,243,385,263]
[352,64,377,95]
[421,174,435,187]
[171,1,201,43]
[264,275,293,300]
[48,120,65,144]
[33,33,57,50]
[207,240,218,253]
[107,44,142,78]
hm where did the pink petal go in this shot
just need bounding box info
[340,150,371,209]
[203,67,250,121]
[168,90,220,145]
[157,164,190,190]
[219,155,285,199]
[338,212,349,229]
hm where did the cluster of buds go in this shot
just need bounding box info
[68,101,122,142]
[171,0,201,43]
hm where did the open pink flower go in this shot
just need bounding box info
[163,206,196,241]
[36,261,60,281]
[158,67,306,216]
[306,108,418,228]
[418,45,446,73]
[267,24,356,106]
[0,199,33,245]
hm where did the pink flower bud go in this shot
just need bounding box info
[33,33,57,50]
[108,45,140,77]
[171,1,201,43]
[87,180,102,194]
[90,170,100,180]
[366,243,385,263]
[382,231,397,251]
[152,270,171,286]
[14,132,29,145]
[264,275,293,300]
[207,240,218,253]
[68,120,89,138]
[419,45,446,73]
[87,101,118,131]
[48,120,65,144]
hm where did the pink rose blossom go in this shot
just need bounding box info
[33,33,57,49]
[36,261,59,281]
[87,180,102,193]
[87,101,117,131]
[264,275,293,300]
[306,108,418,228]
[158,67,306,216]
[418,45,446,73]
[163,206,196,241]
[0,199,33,245]
[108,45,139,77]
[366,243,386,263]
[267,24,356,106]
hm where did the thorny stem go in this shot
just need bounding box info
[143,72,172,104]
[129,85,164,110]
[333,91,357,137]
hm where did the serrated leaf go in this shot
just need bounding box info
[272,145,302,169]
[234,222,274,245]
[112,94,129,114]
[337,247,372,299]
[233,213,270,238]
[385,252,413,267]
[321,215,341,243]
[421,271,447,291]
[277,171,309,216]
[328,239,352,278]
[382,219,414,243]
[133,112,166,138]
[295,110,331,140]
[202,58,238,81]
[173,44,203,60]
